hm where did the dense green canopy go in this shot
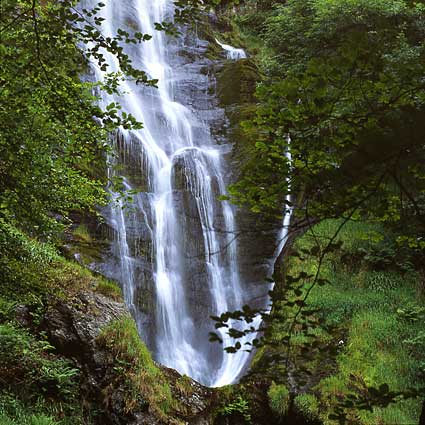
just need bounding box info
[228,0,425,269]
[0,0,153,236]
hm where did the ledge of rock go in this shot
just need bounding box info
[41,290,218,425]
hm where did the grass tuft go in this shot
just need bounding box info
[268,383,290,418]
[94,279,122,301]
[96,316,179,421]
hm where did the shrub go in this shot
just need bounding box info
[293,394,320,421]
[0,324,78,400]
[217,395,251,423]
[268,383,290,417]
[0,221,58,303]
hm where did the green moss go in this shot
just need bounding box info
[216,59,259,106]
[72,224,92,244]
[268,383,290,418]
[96,316,179,421]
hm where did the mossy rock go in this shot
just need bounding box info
[216,59,260,106]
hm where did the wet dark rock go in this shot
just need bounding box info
[43,290,128,358]
[77,13,282,390]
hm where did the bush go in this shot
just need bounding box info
[0,324,78,400]
[217,395,251,423]
[268,383,290,417]
[293,394,320,421]
[0,221,58,303]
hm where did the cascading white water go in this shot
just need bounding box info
[215,39,247,60]
[84,0,263,387]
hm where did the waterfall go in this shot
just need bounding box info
[273,138,293,259]
[83,0,266,387]
[215,39,247,60]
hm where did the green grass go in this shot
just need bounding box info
[96,316,180,422]
[0,412,57,425]
[255,218,424,424]
[94,279,122,301]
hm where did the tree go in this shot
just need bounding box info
[230,0,425,281]
[0,0,156,237]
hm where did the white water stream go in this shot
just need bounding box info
[84,0,263,387]
[215,39,247,60]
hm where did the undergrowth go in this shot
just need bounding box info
[259,219,424,424]
[0,220,112,424]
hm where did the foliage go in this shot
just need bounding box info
[0,393,89,425]
[247,219,424,424]
[293,394,320,421]
[0,412,57,425]
[0,0,160,236]
[228,0,425,270]
[216,395,252,423]
[0,219,109,310]
[0,324,79,400]
[211,0,425,419]
[268,383,290,418]
[0,222,129,424]
[0,219,58,306]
